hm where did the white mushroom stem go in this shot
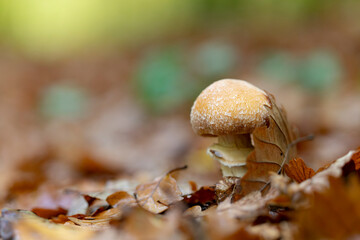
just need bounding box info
[207,134,254,177]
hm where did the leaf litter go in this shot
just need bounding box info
[1,148,360,239]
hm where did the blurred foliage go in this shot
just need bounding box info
[258,52,298,84]
[134,47,197,114]
[195,0,242,25]
[259,50,342,93]
[39,84,89,119]
[0,0,359,58]
[134,41,239,113]
[298,51,342,92]
[0,0,195,58]
[193,41,238,78]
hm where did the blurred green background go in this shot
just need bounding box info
[0,0,360,175]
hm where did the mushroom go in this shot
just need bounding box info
[190,79,271,177]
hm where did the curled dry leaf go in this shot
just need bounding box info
[298,150,356,193]
[284,157,315,183]
[237,94,297,198]
[106,191,136,209]
[135,175,183,214]
[67,208,122,230]
[32,207,67,219]
[67,195,89,216]
[265,150,360,211]
[84,197,110,217]
[315,148,360,174]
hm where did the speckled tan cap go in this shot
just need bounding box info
[190,79,271,136]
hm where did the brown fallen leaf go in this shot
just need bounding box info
[80,196,109,216]
[135,175,183,214]
[182,186,217,210]
[265,173,308,211]
[350,149,360,171]
[183,205,203,217]
[215,178,238,203]
[260,150,360,216]
[298,150,357,193]
[188,181,198,192]
[51,214,69,224]
[67,208,122,230]
[106,191,136,208]
[266,194,292,209]
[284,157,315,183]
[123,207,184,240]
[295,176,360,240]
[312,149,360,179]
[217,188,280,223]
[32,207,67,219]
[203,208,261,240]
[315,148,360,174]
[1,210,92,240]
[237,94,297,198]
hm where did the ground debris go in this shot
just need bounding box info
[1,150,360,239]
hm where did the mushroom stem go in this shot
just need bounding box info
[207,134,254,177]
[218,134,253,148]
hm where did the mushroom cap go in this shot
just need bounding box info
[190,79,271,136]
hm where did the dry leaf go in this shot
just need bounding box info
[350,149,360,171]
[106,191,136,208]
[32,207,67,219]
[67,195,89,216]
[182,186,217,209]
[123,207,183,240]
[67,208,122,230]
[51,214,69,224]
[217,188,280,222]
[215,178,238,203]
[265,194,292,209]
[299,150,356,193]
[204,208,261,240]
[183,205,203,217]
[284,157,315,183]
[188,181,198,192]
[246,223,281,240]
[295,176,360,239]
[266,173,308,210]
[238,94,297,198]
[315,148,360,174]
[1,210,92,240]
[135,175,183,214]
